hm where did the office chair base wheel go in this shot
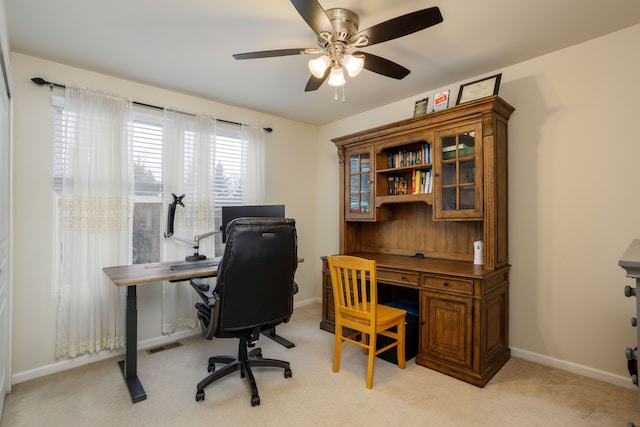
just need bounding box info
[251,394,260,406]
[207,362,215,373]
[284,368,292,378]
[195,390,205,402]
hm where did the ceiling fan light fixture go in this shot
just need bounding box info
[343,54,364,77]
[308,55,330,78]
[327,67,346,87]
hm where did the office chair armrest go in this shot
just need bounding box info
[190,278,219,340]
[190,278,217,304]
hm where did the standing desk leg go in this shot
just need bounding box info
[118,285,147,403]
[262,327,295,348]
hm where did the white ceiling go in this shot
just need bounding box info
[5,0,640,125]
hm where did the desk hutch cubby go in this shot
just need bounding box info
[321,96,515,387]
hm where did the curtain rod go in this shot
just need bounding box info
[31,77,273,133]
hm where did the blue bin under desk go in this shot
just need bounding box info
[377,299,419,364]
[384,298,419,317]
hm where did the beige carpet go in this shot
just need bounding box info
[1,303,638,426]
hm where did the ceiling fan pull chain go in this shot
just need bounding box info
[333,83,346,103]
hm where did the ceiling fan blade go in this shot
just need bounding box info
[233,48,310,60]
[304,67,330,92]
[353,7,443,47]
[290,0,333,36]
[355,52,410,80]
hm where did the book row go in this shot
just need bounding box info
[387,169,432,195]
[387,143,431,169]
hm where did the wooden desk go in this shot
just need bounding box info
[104,257,303,403]
[320,253,510,387]
[103,259,218,403]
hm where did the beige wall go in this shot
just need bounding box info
[10,22,640,387]
[10,52,319,378]
[317,24,640,387]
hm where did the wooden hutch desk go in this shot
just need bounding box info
[322,96,514,387]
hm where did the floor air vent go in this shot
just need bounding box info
[146,341,183,354]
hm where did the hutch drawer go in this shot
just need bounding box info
[378,268,419,288]
[422,276,474,295]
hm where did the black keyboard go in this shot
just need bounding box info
[170,260,220,271]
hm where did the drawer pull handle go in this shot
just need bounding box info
[443,282,449,286]
[625,285,636,297]
[401,276,406,280]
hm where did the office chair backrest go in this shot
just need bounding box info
[216,217,298,332]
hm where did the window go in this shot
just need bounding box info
[130,115,163,264]
[52,98,249,271]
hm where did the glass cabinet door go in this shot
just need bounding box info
[345,147,374,220]
[434,122,483,219]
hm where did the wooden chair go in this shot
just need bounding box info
[327,255,407,389]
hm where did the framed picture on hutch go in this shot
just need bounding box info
[456,73,502,105]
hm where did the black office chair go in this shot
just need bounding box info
[189,217,298,406]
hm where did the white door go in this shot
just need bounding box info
[0,1,12,417]
[0,66,9,417]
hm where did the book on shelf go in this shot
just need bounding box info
[433,90,449,112]
[412,170,417,194]
[413,97,428,117]
[388,176,408,195]
[423,143,430,163]
[412,170,421,194]
[442,143,467,152]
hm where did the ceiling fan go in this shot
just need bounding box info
[233,0,443,93]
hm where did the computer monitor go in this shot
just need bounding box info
[220,204,285,243]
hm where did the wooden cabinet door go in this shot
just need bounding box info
[420,291,473,369]
[433,121,483,220]
[344,146,375,221]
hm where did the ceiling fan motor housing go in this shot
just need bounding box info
[325,8,359,42]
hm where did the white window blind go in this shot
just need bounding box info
[131,118,163,197]
[213,128,247,208]
[53,98,165,197]
[53,98,248,204]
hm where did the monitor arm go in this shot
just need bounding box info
[164,193,185,238]
[164,193,220,261]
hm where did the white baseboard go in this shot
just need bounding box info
[11,298,321,385]
[510,346,637,390]
[294,296,321,308]
[11,328,200,385]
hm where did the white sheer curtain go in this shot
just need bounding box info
[242,124,266,204]
[55,86,133,359]
[161,114,267,334]
[161,110,217,333]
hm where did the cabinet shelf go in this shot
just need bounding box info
[376,193,433,207]
[442,155,474,164]
[443,183,475,190]
[377,164,432,175]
